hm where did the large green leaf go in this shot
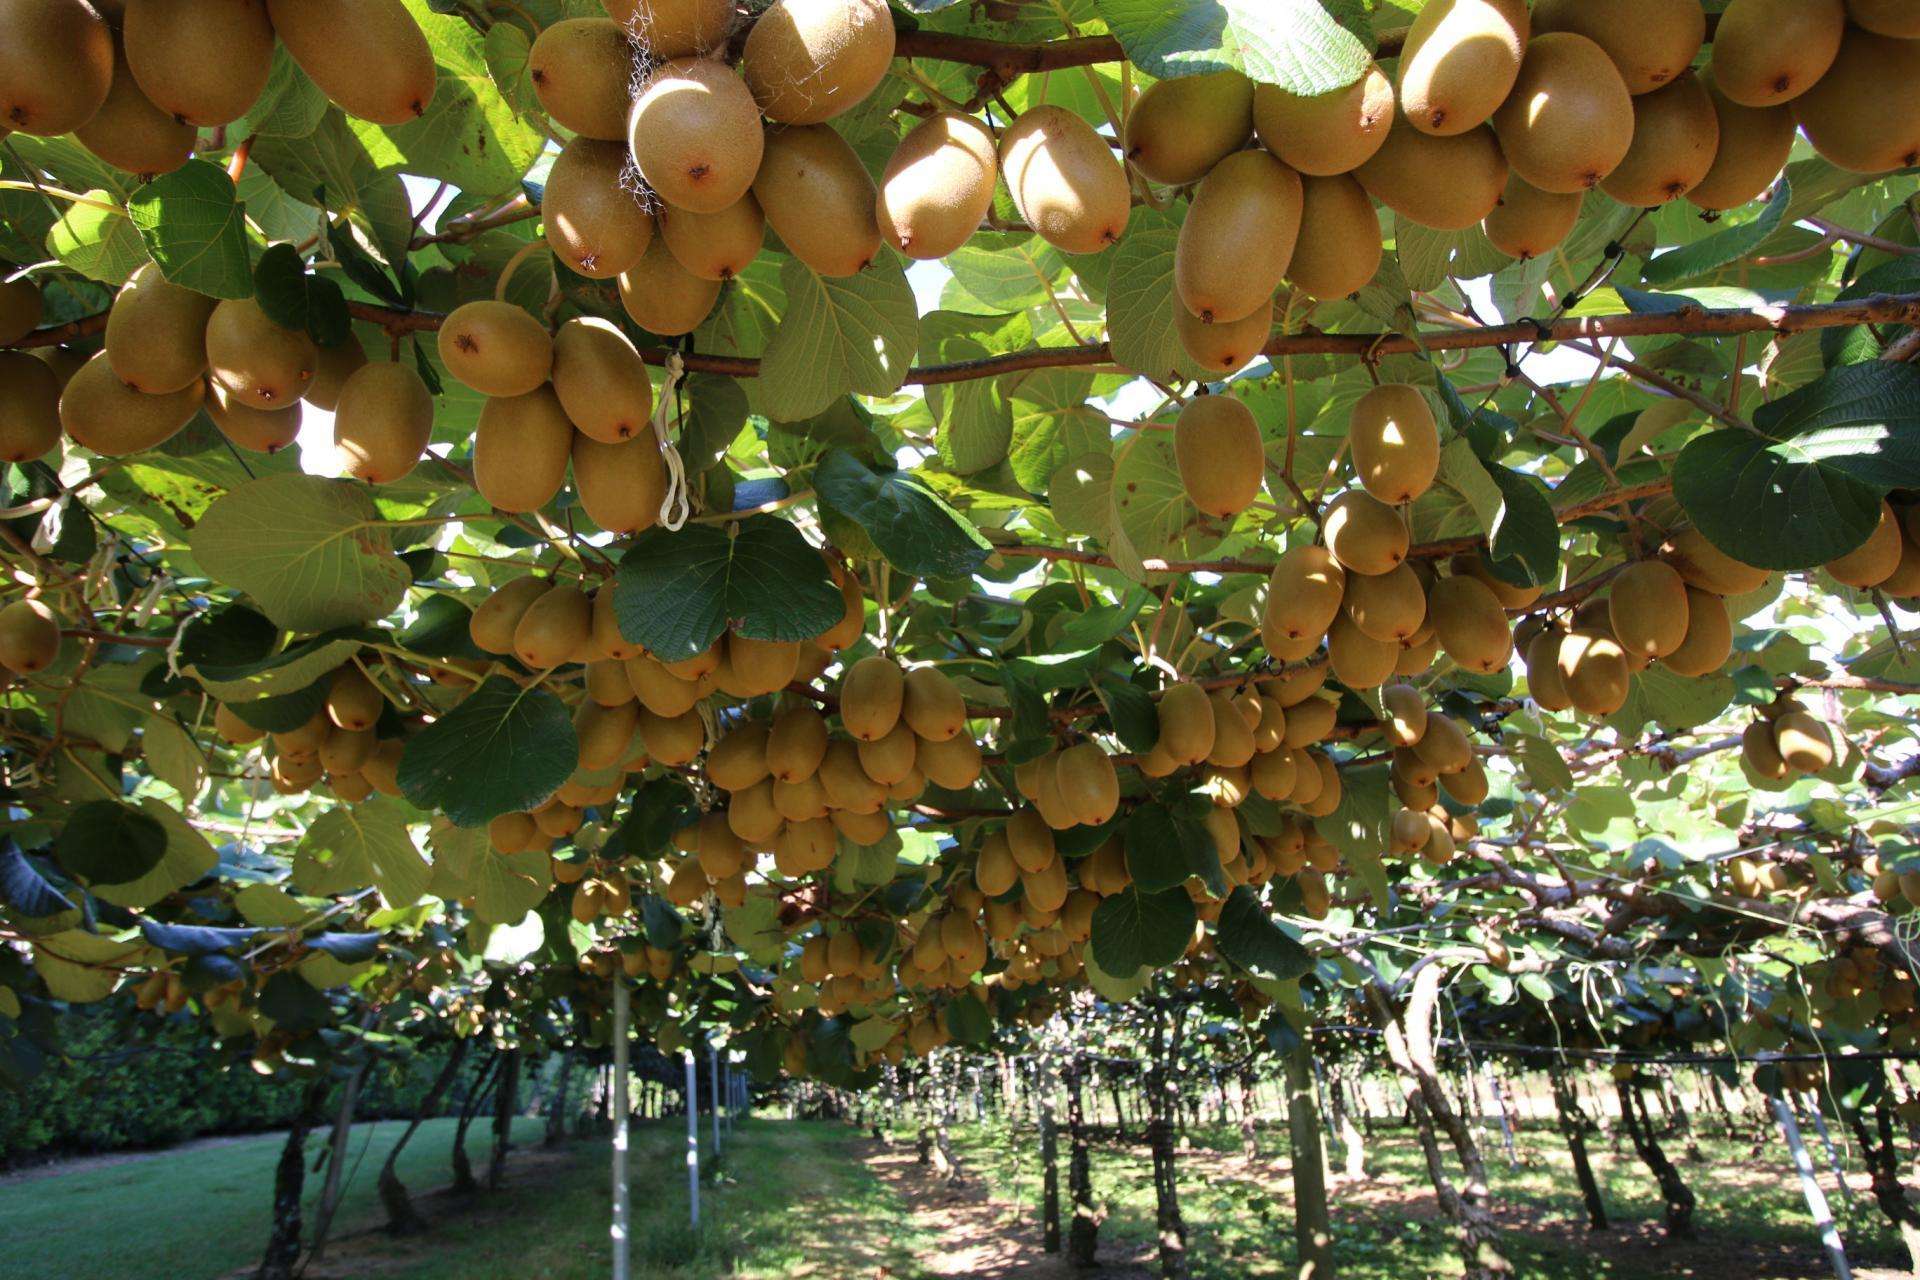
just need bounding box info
[46,194,146,285]
[191,476,411,632]
[125,160,252,300]
[186,629,377,702]
[813,449,993,580]
[398,677,578,827]
[1097,0,1369,93]
[56,801,167,886]
[293,798,430,905]
[1485,464,1560,588]
[1215,887,1313,979]
[1089,887,1197,975]
[252,112,414,267]
[759,254,921,421]
[90,800,219,911]
[1106,207,1209,382]
[612,517,843,662]
[1641,179,1792,286]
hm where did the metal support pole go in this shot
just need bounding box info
[1771,1094,1853,1280]
[710,1043,722,1153]
[684,1049,700,1229]
[611,980,630,1280]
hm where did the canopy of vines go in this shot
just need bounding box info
[1,0,1919,1125]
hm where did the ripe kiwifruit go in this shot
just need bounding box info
[1124,70,1254,186]
[1427,573,1513,674]
[576,699,641,771]
[0,598,59,674]
[551,317,653,444]
[572,429,666,534]
[0,0,112,136]
[1848,0,1920,37]
[207,381,301,453]
[640,708,705,766]
[529,18,634,141]
[1323,490,1409,576]
[740,0,894,125]
[469,575,550,654]
[660,195,766,281]
[1343,562,1427,642]
[902,665,965,741]
[74,40,194,178]
[266,0,436,125]
[1175,293,1272,372]
[206,298,317,409]
[437,300,552,398]
[625,653,701,717]
[1205,690,1256,768]
[0,350,61,462]
[1710,0,1845,108]
[473,386,573,513]
[1482,174,1583,260]
[1380,683,1429,748]
[1687,73,1796,212]
[840,655,904,741]
[1741,718,1790,781]
[318,725,376,776]
[60,351,203,454]
[332,361,433,483]
[1155,682,1216,766]
[1327,613,1398,689]
[1792,27,1920,174]
[1000,105,1130,256]
[1264,544,1346,644]
[856,722,917,787]
[1774,711,1835,774]
[514,583,592,670]
[543,136,655,280]
[1555,629,1631,716]
[1349,384,1438,505]
[617,235,721,335]
[1533,0,1705,95]
[215,702,265,745]
[1397,0,1530,135]
[1827,501,1903,589]
[605,0,733,57]
[1174,150,1302,326]
[815,737,881,812]
[753,124,881,277]
[306,336,368,412]
[106,263,217,394]
[878,112,998,261]
[1663,587,1732,676]
[1354,120,1508,230]
[1609,559,1692,663]
[627,56,765,213]
[1523,627,1572,711]
[976,832,1019,897]
[1252,62,1392,175]
[708,722,771,791]
[1601,71,1720,206]
[123,0,273,127]
[919,731,981,790]
[0,278,42,346]
[1491,33,1636,194]
[1285,174,1381,300]
[1174,394,1265,519]
[1664,526,1770,596]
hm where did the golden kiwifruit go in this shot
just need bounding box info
[1411,711,1472,776]
[617,235,721,335]
[31,345,85,390]
[1000,105,1130,256]
[660,195,765,281]
[625,655,699,716]
[1555,629,1631,717]
[1533,0,1705,95]
[550,317,653,444]
[1774,711,1835,774]
[1439,757,1489,806]
[586,657,635,706]
[818,737,885,812]
[215,701,266,745]
[1491,33,1636,194]
[902,665,966,741]
[206,298,317,409]
[1323,490,1410,577]
[0,0,112,136]
[1349,383,1439,505]
[1174,150,1302,326]
[1742,718,1790,780]
[1155,682,1216,766]
[1609,560,1691,662]
[817,564,865,650]
[605,0,733,56]
[1828,501,1903,589]
[725,634,800,698]
[1300,754,1343,818]
[1343,561,1427,643]
[1327,612,1399,689]
[724,778,781,842]
[1354,120,1508,230]
[60,351,203,454]
[1428,573,1513,674]
[1792,27,1920,173]
[1848,0,1920,37]
[1482,174,1583,260]
[627,56,764,213]
[590,585,644,663]
[830,805,889,847]
[572,428,667,534]
[1006,808,1055,875]
[0,351,60,462]
[273,707,331,760]
[1663,587,1733,677]
[1278,691,1333,745]
[123,0,271,127]
[1395,632,1439,677]
[0,278,42,346]
[267,0,435,125]
[74,39,193,177]
[976,831,1019,897]
[708,721,771,791]
[102,265,208,394]
[332,361,433,484]
[207,381,299,453]
[1264,544,1346,643]
[528,18,634,141]
[1601,71,1720,206]
[661,641,719,681]
[754,123,881,277]
[1250,745,1299,802]
[918,731,981,790]
[1390,807,1433,855]
[306,336,368,412]
[1380,683,1428,748]
[513,583,592,670]
[437,300,552,398]
[1206,690,1256,768]
[318,725,376,776]
[641,708,706,767]
[740,0,893,125]
[767,704,828,783]
[489,811,539,854]
[576,698,641,771]
[469,575,549,654]
[1253,62,1393,175]
[271,751,324,793]
[1686,72,1795,212]
[543,136,654,280]
[1285,174,1381,300]
[1175,293,1272,373]
[1523,627,1572,711]
[840,655,903,741]
[1173,394,1265,519]
[1397,0,1530,135]
[0,598,59,674]
[1663,526,1770,596]
[1710,0,1845,108]
[1392,744,1440,791]
[878,111,997,261]
[856,720,917,787]
[1124,70,1254,185]
[474,385,573,513]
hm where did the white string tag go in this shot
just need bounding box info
[653,350,691,532]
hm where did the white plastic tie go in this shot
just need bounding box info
[653,350,691,532]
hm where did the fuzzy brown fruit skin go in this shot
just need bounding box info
[1176,293,1272,374]
[60,351,204,455]
[73,41,194,179]
[0,350,63,463]
[878,112,998,262]
[1156,682,1216,766]
[1174,395,1265,520]
[1482,173,1583,260]
[660,195,765,281]
[1709,0,1846,108]
[473,386,573,513]
[1000,106,1130,256]
[1124,70,1254,186]
[753,124,881,278]
[207,382,301,453]
[1397,0,1530,136]
[1342,562,1426,643]
[205,298,318,409]
[741,0,894,125]
[542,136,655,281]
[0,0,113,137]
[469,577,550,655]
[528,18,634,142]
[1663,526,1771,597]
[123,0,273,127]
[1687,73,1796,212]
[1609,559,1691,662]
[1323,490,1410,577]
[1556,629,1631,717]
[0,598,59,674]
[604,0,734,57]
[1793,27,1920,174]
[332,362,434,484]
[1354,121,1508,230]
[1253,63,1393,176]
[1533,0,1706,95]
[551,317,653,444]
[1663,587,1733,677]
[1285,175,1381,301]
[1427,573,1513,674]
[572,429,667,534]
[306,337,368,413]
[514,584,593,671]
[1175,151,1302,327]
[1848,0,1920,37]
[628,56,766,214]
[437,301,553,399]
[840,656,904,742]
[1264,544,1346,644]
[267,0,437,126]
[0,279,43,347]
[617,236,721,336]
[1491,32,1636,194]
[1827,501,1904,589]
[1348,383,1438,505]
[1601,71,1720,207]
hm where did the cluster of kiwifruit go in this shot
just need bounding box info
[213,662,406,800]
[1740,695,1838,783]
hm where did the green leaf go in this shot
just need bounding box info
[1123,801,1197,893]
[814,449,993,579]
[1089,887,1197,975]
[234,44,329,139]
[294,797,430,905]
[1097,0,1369,93]
[923,310,1030,475]
[1318,761,1390,907]
[1092,675,1159,752]
[191,476,411,632]
[613,517,843,663]
[142,715,206,801]
[253,243,350,347]
[33,931,146,1004]
[91,799,219,911]
[1008,369,1108,494]
[1641,179,1791,286]
[1106,207,1209,381]
[398,676,578,827]
[1485,464,1559,588]
[46,192,146,285]
[125,160,252,300]
[254,112,416,269]
[1215,887,1312,979]
[56,801,168,886]
[759,254,920,421]
[945,992,993,1045]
